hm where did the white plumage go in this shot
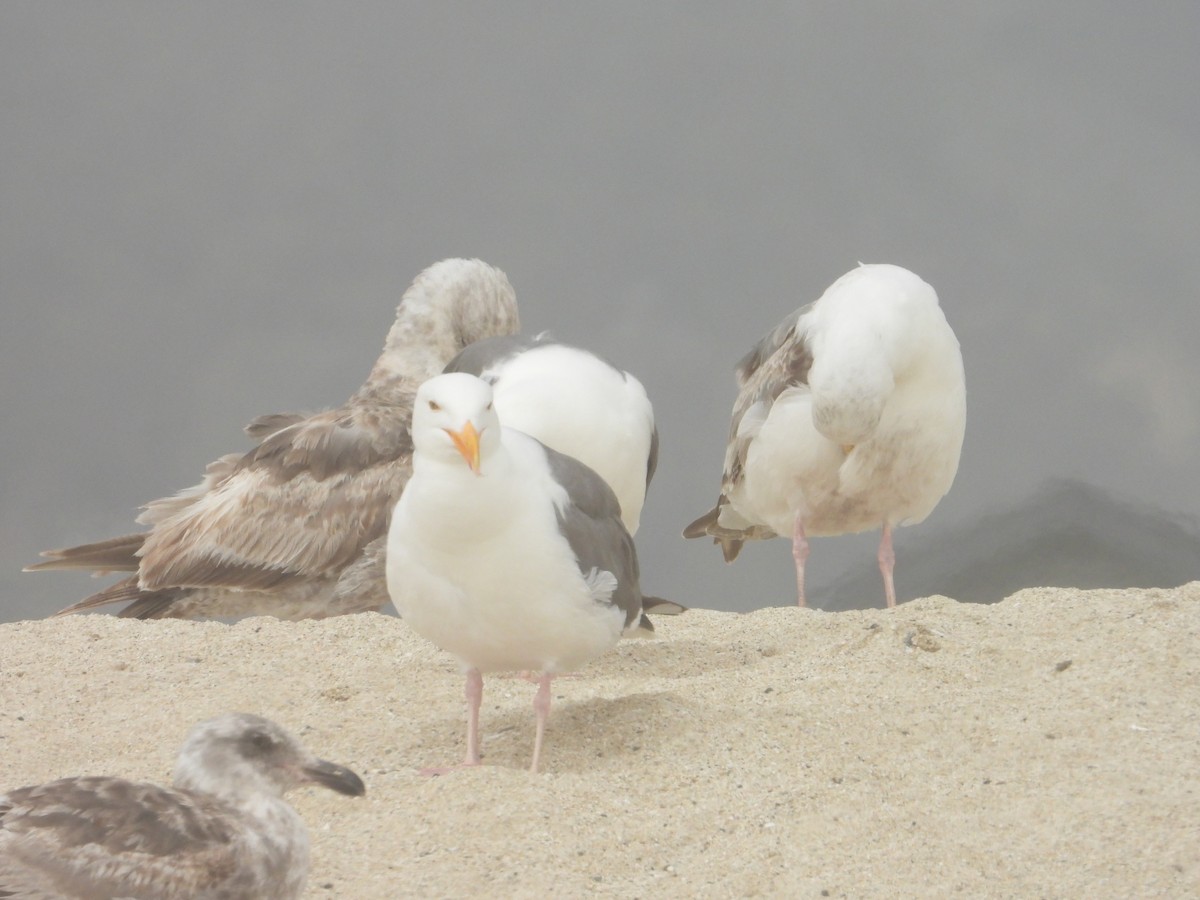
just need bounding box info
[444,334,658,534]
[685,263,966,608]
[386,373,645,773]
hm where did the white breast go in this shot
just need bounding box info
[386,433,626,673]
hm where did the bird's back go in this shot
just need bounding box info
[446,337,656,534]
[0,777,307,900]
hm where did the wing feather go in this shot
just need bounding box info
[137,403,413,593]
[683,302,815,555]
[539,444,643,631]
[0,778,243,898]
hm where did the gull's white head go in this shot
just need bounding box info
[411,373,503,475]
[172,713,365,802]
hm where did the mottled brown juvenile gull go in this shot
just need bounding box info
[27,258,520,620]
[443,333,658,534]
[0,713,365,899]
[386,373,646,774]
[684,263,966,608]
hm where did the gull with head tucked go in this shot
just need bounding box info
[685,263,966,608]
[29,258,520,621]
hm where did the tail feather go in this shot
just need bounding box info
[682,506,720,540]
[717,536,744,563]
[642,596,687,616]
[115,591,187,619]
[683,501,750,562]
[54,577,183,619]
[627,595,689,638]
[25,533,146,574]
[631,611,656,636]
[53,576,143,615]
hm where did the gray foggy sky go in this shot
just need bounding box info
[3,3,1198,622]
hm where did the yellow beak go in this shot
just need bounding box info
[446,421,481,474]
[841,443,855,455]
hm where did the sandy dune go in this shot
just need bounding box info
[2,584,1197,898]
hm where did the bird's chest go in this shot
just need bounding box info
[739,399,956,535]
[391,499,609,668]
[207,805,308,900]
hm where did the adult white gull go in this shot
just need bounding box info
[386,373,647,774]
[443,333,658,535]
[27,258,520,620]
[0,713,364,899]
[684,263,966,608]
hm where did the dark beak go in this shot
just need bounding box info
[302,758,366,797]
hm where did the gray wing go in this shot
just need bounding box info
[645,423,660,489]
[540,444,643,631]
[0,778,242,898]
[441,333,549,378]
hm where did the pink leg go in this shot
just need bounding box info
[529,673,553,774]
[878,522,896,608]
[464,667,484,764]
[420,667,484,777]
[792,512,810,607]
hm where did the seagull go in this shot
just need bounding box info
[0,713,365,900]
[443,334,657,534]
[27,258,520,620]
[684,263,966,608]
[443,334,684,622]
[386,373,646,774]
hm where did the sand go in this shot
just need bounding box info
[2,583,1197,898]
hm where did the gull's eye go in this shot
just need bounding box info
[428,400,441,411]
[486,401,493,411]
[242,729,276,756]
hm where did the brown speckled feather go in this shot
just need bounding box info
[136,399,414,594]
[0,778,240,898]
[0,714,364,899]
[36,258,519,620]
[684,302,815,559]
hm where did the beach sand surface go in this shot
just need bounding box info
[2,584,1197,898]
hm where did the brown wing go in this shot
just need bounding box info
[24,533,146,574]
[683,303,815,558]
[328,534,392,615]
[722,302,815,490]
[137,397,414,593]
[0,777,243,898]
[242,411,306,441]
[28,446,271,576]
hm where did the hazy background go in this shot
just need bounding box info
[3,3,1197,623]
